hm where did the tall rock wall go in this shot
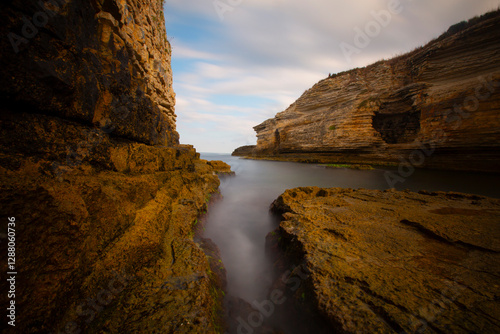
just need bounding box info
[0,0,177,146]
[0,1,226,333]
[253,11,500,172]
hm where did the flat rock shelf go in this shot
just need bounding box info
[270,187,500,333]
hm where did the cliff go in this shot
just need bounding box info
[270,187,500,333]
[0,1,227,333]
[250,10,500,172]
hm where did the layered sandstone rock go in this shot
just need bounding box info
[0,1,227,333]
[250,11,500,172]
[270,187,500,333]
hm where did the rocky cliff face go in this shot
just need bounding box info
[270,187,500,333]
[251,11,500,172]
[1,0,177,146]
[0,1,227,333]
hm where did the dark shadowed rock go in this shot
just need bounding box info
[0,0,177,146]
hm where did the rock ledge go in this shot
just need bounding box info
[271,187,500,333]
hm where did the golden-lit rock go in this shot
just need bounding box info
[206,160,235,175]
[271,187,500,333]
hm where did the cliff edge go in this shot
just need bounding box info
[249,10,500,172]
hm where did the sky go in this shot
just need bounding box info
[163,0,499,153]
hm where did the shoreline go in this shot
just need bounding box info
[235,154,500,174]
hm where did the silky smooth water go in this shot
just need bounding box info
[201,153,500,333]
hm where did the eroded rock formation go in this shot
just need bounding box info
[270,187,500,333]
[0,1,227,333]
[249,11,500,172]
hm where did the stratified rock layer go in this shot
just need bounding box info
[253,11,500,172]
[0,1,226,333]
[271,187,500,333]
[0,0,177,146]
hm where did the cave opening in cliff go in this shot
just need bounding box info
[372,109,421,144]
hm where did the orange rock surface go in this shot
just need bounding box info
[271,187,500,333]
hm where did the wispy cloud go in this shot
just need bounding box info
[173,44,224,61]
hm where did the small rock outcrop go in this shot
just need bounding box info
[232,145,256,157]
[205,160,235,175]
[252,11,500,172]
[270,187,500,333]
[0,1,226,333]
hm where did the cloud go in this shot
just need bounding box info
[165,0,499,153]
[173,44,223,61]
